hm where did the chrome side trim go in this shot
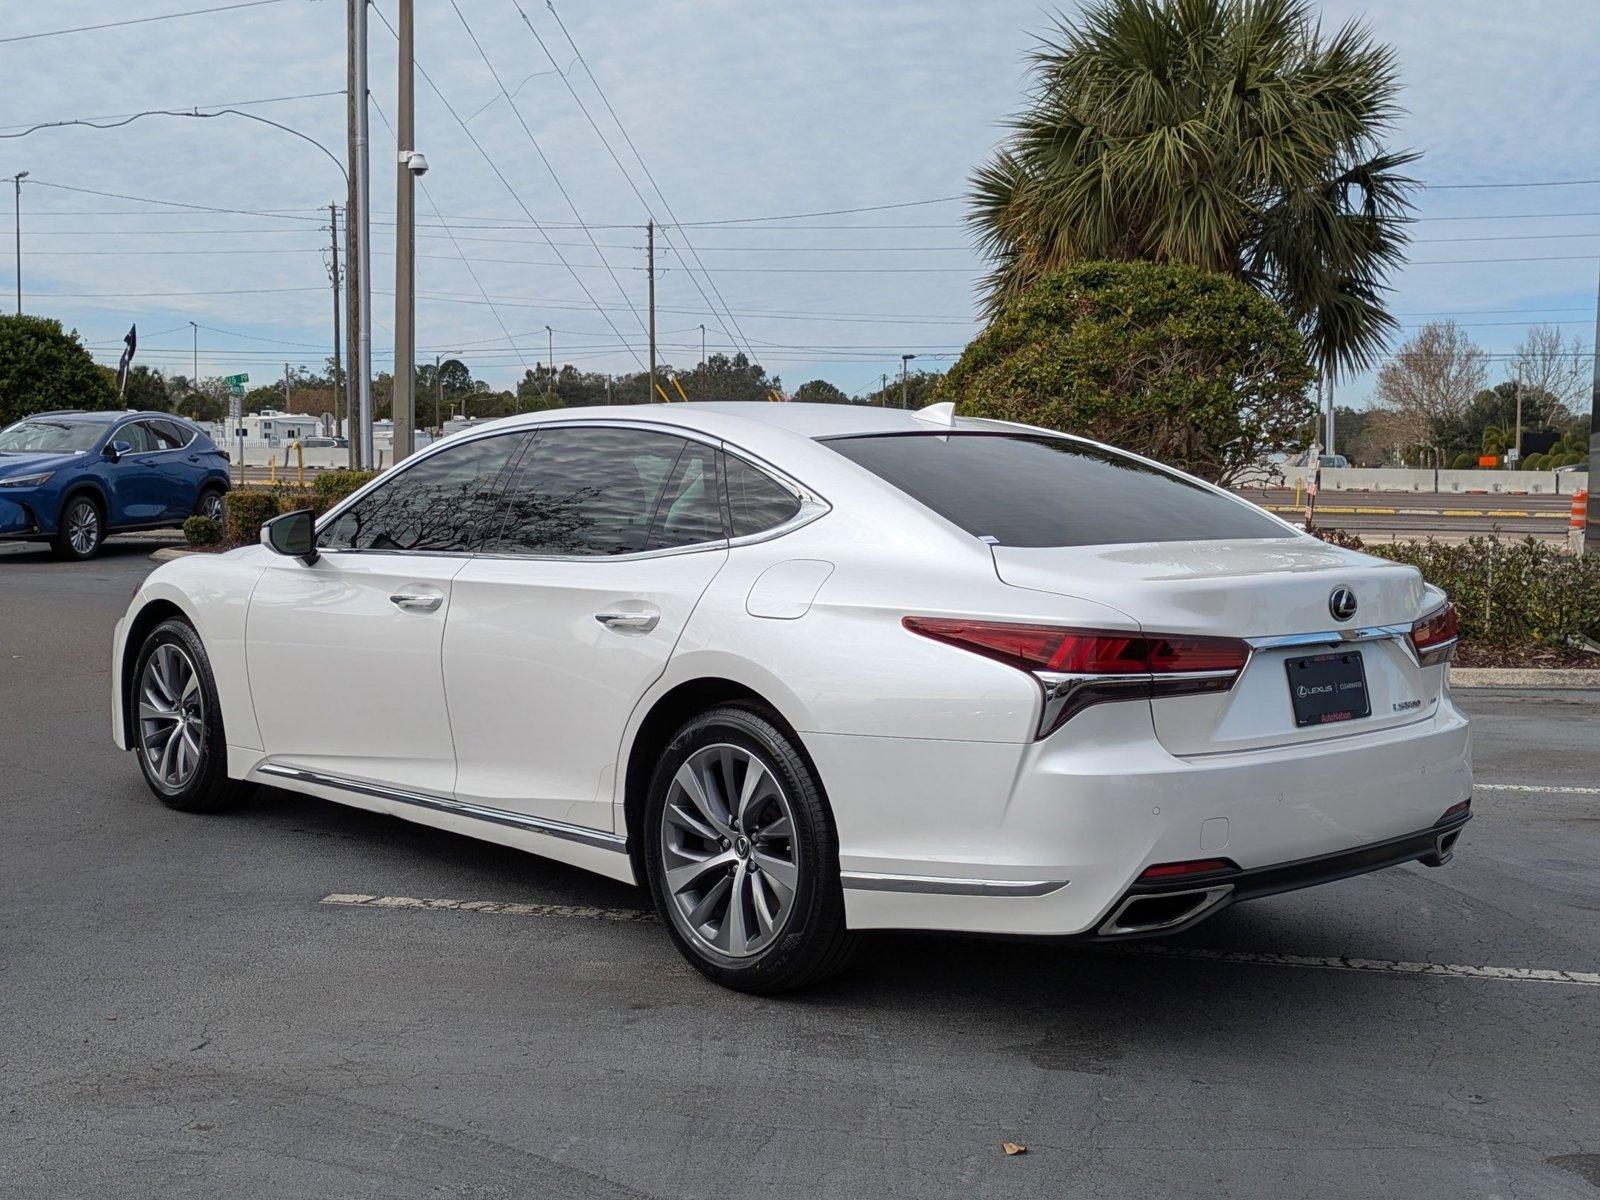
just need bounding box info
[841,872,1069,898]
[256,764,628,853]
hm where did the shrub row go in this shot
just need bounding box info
[1364,535,1600,649]
[206,471,378,548]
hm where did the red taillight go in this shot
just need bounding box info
[1441,798,1471,821]
[1138,858,1237,882]
[902,617,1250,737]
[1410,602,1458,667]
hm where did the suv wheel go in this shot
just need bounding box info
[197,487,226,522]
[53,495,104,560]
[131,618,254,813]
[644,704,860,993]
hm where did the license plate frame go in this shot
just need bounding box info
[1285,650,1371,728]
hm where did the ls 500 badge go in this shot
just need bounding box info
[1393,698,1423,712]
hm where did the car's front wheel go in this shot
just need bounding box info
[644,704,860,993]
[131,617,254,813]
[52,494,104,560]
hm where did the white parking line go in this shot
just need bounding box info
[1103,944,1600,986]
[322,893,1597,986]
[1476,782,1600,796]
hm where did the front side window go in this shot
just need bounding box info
[0,418,107,454]
[724,453,800,538]
[319,432,524,552]
[491,426,705,557]
[823,432,1286,547]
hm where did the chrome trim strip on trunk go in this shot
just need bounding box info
[256,763,629,853]
[1245,624,1411,651]
[840,872,1068,897]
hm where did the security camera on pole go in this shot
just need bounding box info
[392,0,426,465]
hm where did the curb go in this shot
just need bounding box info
[1451,667,1600,690]
[150,547,197,562]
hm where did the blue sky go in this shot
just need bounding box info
[3,0,1596,406]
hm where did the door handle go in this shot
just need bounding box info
[390,590,444,613]
[595,610,659,632]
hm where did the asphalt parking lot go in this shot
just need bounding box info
[3,538,1597,1200]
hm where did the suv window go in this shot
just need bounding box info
[142,420,185,451]
[823,432,1285,547]
[491,426,698,557]
[113,423,156,454]
[724,453,800,538]
[319,432,524,552]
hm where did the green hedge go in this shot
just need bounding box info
[224,490,281,545]
[1366,536,1600,649]
[182,515,222,547]
[315,469,378,508]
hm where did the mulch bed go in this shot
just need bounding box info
[1454,643,1600,670]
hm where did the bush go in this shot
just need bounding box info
[224,489,281,545]
[315,469,378,508]
[182,515,222,547]
[1366,536,1600,649]
[1523,453,1546,471]
[939,261,1316,484]
[273,487,321,516]
[1449,452,1476,470]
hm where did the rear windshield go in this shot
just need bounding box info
[821,432,1286,547]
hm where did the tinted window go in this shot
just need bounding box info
[152,419,194,448]
[492,427,692,557]
[824,432,1285,547]
[319,432,523,552]
[649,441,723,550]
[0,418,106,453]
[114,423,156,453]
[724,453,800,537]
[142,420,185,451]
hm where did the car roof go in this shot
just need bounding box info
[21,409,190,424]
[476,401,1005,441]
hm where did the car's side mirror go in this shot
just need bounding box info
[104,440,132,462]
[261,508,320,565]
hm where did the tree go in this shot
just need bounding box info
[116,365,172,412]
[969,0,1416,377]
[793,379,849,405]
[0,313,118,427]
[862,370,942,410]
[1511,324,1589,427]
[940,261,1316,484]
[1372,321,1488,454]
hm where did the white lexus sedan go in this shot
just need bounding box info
[111,403,1471,992]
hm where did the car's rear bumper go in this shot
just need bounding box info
[817,692,1472,936]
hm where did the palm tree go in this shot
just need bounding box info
[970,0,1417,377]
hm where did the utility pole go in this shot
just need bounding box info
[188,321,198,389]
[699,324,706,398]
[646,220,657,404]
[344,1,362,469]
[349,0,373,470]
[1325,374,1336,459]
[880,373,888,407]
[545,325,554,402]
[1513,367,1524,469]
[12,171,26,314]
[283,362,292,412]
[1587,262,1599,554]
[434,353,442,433]
[900,354,916,409]
[328,203,343,443]
[391,0,416,463]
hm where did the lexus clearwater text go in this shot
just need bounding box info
[110,402,1471,992]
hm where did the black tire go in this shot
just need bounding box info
[196,485,226,523]
[129,617,255,813]
[52,492,104,560]
[643,704,860,994]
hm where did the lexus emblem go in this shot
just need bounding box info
[1329,587,1358,622]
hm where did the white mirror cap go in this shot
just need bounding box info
[913,401,956,427]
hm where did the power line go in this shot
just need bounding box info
[0,90,344,133]
[0,0,293,45]
[25,179,328,221]
[1424,178,1600,189]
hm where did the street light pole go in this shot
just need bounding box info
[12,171,26,314]
[391,0,417,464]
[351,0,373,470]
[545,325,553,402]
[434,352,442,433]
[699,324,706,398]
[900,354,916,409]
[188,321,198,387]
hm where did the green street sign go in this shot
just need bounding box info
[223,373,249,386]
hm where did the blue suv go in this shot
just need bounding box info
[0,410,231,560]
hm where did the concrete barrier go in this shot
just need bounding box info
[1284,467,1588,496]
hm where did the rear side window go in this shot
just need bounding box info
[491,427,695,557]
[724,454,800,538]
[649,441,723,550]
[141,420,185,451]
[152,419,194,448]
[823,432,1285,547]
[319,432,523,552]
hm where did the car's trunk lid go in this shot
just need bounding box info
[991,537,1443,755]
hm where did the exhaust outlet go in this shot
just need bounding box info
[1098,884,1233,936]
[1421,829,1460,868]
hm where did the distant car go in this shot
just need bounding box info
[0,410,231,560]
[298,437,338,448]
[1555,463,1583,475]
[1295,452,1349,469]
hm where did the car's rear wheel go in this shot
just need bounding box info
[196,486,226,523]
[52,494,104,560]
[644,704,860,993]
[131,618,253,813]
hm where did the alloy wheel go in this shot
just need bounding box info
[659,743,800,959]
[138,643,205,792]
[67,501,99,556]
[201,492,224,522]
